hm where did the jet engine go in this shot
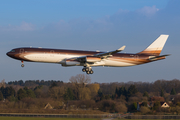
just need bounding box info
[65,59,80,66]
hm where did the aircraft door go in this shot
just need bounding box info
[135,55,139,61]
[50,50,54,57]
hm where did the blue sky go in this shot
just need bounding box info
[1,0,180,83]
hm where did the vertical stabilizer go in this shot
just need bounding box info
[138,35,169,56]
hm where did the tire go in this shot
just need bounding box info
[82,68,86,72]
[90,70,94,74]
[85,67,89,72]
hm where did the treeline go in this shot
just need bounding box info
[99,79,180,95]
[8,80,63,86]
[7,79,180,95]
[0,75,180,114]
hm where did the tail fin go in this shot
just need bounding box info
[138,34,169,56]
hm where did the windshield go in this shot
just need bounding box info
[10,49,15,52]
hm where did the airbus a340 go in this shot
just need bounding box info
[7,35,169,74]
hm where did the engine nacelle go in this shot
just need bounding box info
[86,56,101,62]
[65,60,80,66]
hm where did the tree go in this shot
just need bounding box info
[98,89,103,97]
[50,82,58,88]
[1,86,15,99]
[170,88,176,95]
[69,74,91,84]
[78,87,91,100]
[127,85,138,97]
[26,89,36,98]
[24,86,28,91]
[140,106,151,114]
[0,91,3,101]
[64,88,74,101]
[17,88,27,100]
[34,87,42,98]
[99,100,116,113]
[132,102,137,110]
[142,102,148,107]
[87,84,100,99]
[0,79,6,88]
[119,87,127,97]
[153,101,161,111]
[23,87,36,98]
[143,91,149,98]
[114,102,127,113]
[115,87,118,97]
[34,85,43,91]
[48,86,65,99]
[97,89,105,101]
[160,89,165,97]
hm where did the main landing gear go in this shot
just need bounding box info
[82,67,94,74]
[21,61,24,67]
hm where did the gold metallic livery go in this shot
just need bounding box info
[7,35,169,74]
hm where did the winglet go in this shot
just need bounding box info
[118,46,126,51]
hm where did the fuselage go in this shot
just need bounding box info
[6,47,165,67]
[6,35,169,74]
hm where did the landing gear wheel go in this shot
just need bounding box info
[90,70,94,74]
[86,71,90,74]
[82,68,86,72]
[85,67,89,72]
[21,61,24,67]
[21,64,24,67]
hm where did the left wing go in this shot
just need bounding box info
[93,46,126,58]
[75,46,126,63]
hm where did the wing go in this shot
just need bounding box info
[94,46,126,58]
[75,46,126,63]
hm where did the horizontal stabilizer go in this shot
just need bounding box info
[148,54,170,61]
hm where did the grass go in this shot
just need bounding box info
[1,117,180,120]
[0,117,101,120]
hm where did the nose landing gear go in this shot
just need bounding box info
[82,67,94,74]
[21,61,24,67]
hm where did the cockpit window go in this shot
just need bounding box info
[10,49,15,52]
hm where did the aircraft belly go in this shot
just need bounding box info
[103,59,136,67]
[24,54,64,63]
[24,54,81,63]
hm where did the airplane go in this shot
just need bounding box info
[6,34,169,74]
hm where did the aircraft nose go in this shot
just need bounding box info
[6,52,10,56]
[6,51,13,58]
